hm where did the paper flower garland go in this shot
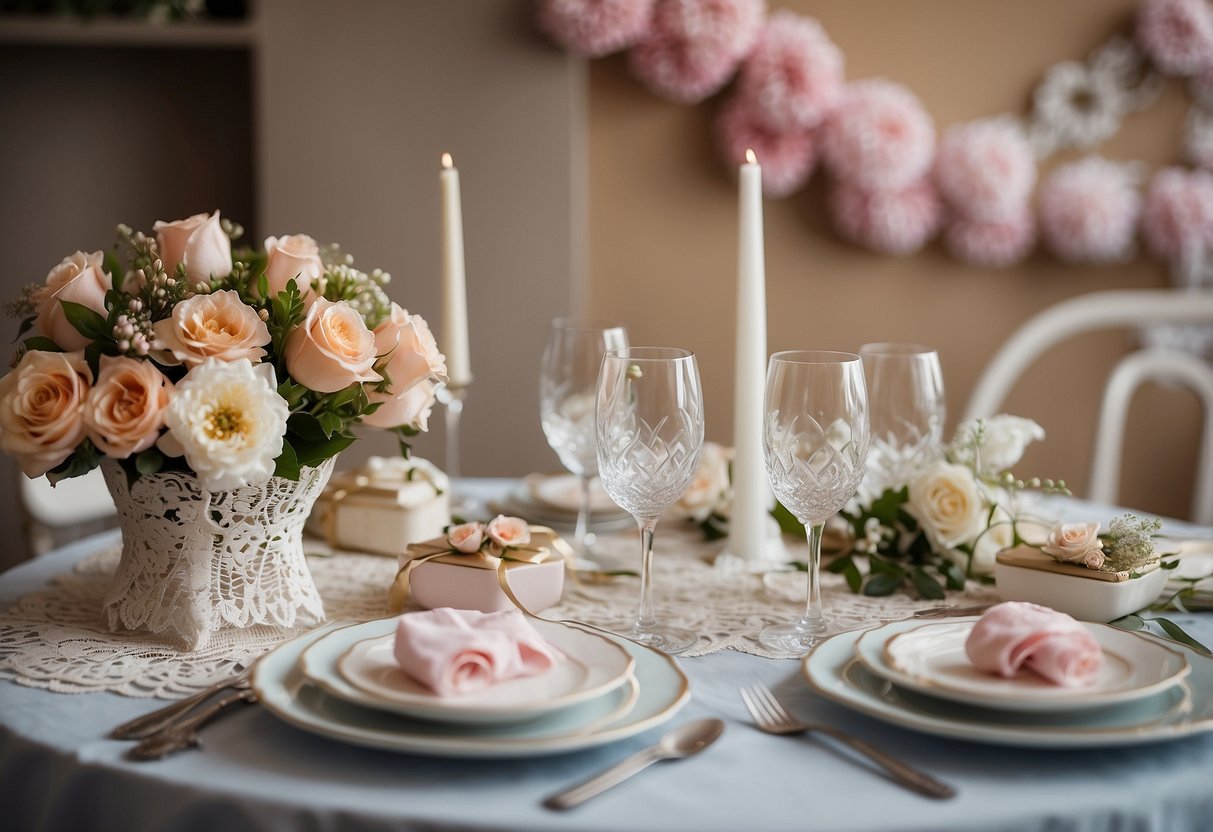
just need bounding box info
[538,0,1213,270]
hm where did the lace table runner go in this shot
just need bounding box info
[0,527,998,699]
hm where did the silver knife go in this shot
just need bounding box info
[127,686,258,761]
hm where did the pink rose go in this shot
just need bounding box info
[0,350,92,477]
[82,355,173,458]
[448,521,485,554]
[360,304,446,428]
[35,251,112,351]
[283,298,380,393]
[153,211,233,287]
[486,515,531,549]
[263,234,325,299]
[153,290,271,367]
[362,379,437,430]
[1041,521,1104,565]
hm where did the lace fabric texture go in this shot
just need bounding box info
[100,459,336,651]
[0,520,1000,699]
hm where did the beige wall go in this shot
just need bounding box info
[588,0,1202,521]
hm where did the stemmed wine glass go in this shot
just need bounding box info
[596,347,704,654]
[761,351,870,656]
[858,343,945,497]
[539,319,629,557]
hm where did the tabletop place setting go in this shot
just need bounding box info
[3,2,1213,827]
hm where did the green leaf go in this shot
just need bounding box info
[22,336,63,353]
[274,440,301,480]
[134,447,164,476]
[863,573,904,596]
[60,300,110,341]
[825,555,853,575]
[867,486,908,526]
[698,516,728,541]
[835,556,863,592]
[14,315,36,341]
[102,250,123,283]
[1150,617,1213,656]
[317,411,343,439]
[292,433,357,468]
[45,440,102,484]
[867,556,906,579]
[769,501,803,536]
[940,561,966,591]
[912,567,946,600]
[257,271,270,301]
[287,412,328,442]
[1110,613,1145,631]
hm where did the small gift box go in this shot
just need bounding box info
[994,545,1168,622]
[306,456,450,556]
[388,519,568,615]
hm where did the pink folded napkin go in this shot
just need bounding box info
[392,607,562,696]
[964,601,1103,687]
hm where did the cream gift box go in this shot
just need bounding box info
[994,545,1168,622]
[388,526,568,615]
[306,456,450,556]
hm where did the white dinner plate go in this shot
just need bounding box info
[856,618,1189,713]
[300,618,634,724]
[525,473,623,515]
[253,621,691,758]
[804,625,1213,748]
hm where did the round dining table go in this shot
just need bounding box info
[1,483,1211,832]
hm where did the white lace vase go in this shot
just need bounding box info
[100,458,335,651]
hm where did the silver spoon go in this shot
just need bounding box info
[544,719,725,810]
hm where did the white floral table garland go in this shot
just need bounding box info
[0,522,1002,699]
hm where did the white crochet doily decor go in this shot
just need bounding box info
[0,521,1001,699]
[100,459,335,651]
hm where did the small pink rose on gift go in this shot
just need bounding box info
[0,350,92,477]
[154,211,233,287]
[284,298,380,393]
[487,515,531,549]
[447,521,485,554]
[82,356,173,458]
[35,250,112,350]
[1041,521,1104,565]
[153,290,271,367]
[263,234,325,299]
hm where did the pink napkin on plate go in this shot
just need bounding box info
[964,601,1104,687]
[393,607,563,696]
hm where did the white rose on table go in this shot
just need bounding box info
[34,250,112,351]
[1042,521,1105,567]
[672,441,732,522]
[154,211,233,288]
[0,350,92,477]
[906,460,988,551]
[965,504,1015,576]
[263,234,325,299]
[950,415,1045,477]
[157,358,289,492]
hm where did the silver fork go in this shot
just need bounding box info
[739,684,955,800]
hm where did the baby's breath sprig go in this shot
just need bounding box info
[117,223,161,285]
[321,262,393,329]
[1102,513,1163,573]
[111,297,156,357]
[132,259,189,321]
[4,284,41,320]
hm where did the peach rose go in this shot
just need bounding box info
[0,350,92,477]
[82,355,173,458]
[362,378,437,430]
[486,515,531,549]
[283,298,380,393]
[153,290,271,367]
[35,251,112,351]
[263,234,324,299]
[1042,521,1104,565]
[154,211,233,287]
[447,521,485,553]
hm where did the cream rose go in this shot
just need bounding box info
[1042,521,1104,565]
[82,356,172,458]
[950,415,1045,477]
[907,460,987,550]
[447,521,485,554]
[153,290,271,367]
[284,298,381,393]
[154,211,233,287]
[0,350,92,477]
[486,515,531,549]
[673,441,732,522]
[362,379,437,430]
[35,251,112,350]
[263,234,324,299]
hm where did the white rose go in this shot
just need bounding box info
[906,460,987,550]
[1041,521,1104,564]
[158,358,289,491]
[950,415,1044,476]
[672,441,731,522]
[965,505,1015,576]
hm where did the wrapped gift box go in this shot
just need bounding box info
[389,526,568,614]
[306,456,450,556]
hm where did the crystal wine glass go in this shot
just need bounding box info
[761,351,870,656]
[539,318,629,557]
[596,347,704,654]
[858,343,945,498]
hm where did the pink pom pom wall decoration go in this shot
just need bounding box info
[935,119,1037,221]
[822,79,936,191]
[1038,157,1143,263]
[1142,166,1213,259]
[830,178,942,256]
[628,0,766,104]
[945,211,1037,267]
[715,96,817,198]
[1137,0,1213,76]
[736,11,844,134]
[538,0,656,57]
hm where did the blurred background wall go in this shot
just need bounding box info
[0,0,1201,568]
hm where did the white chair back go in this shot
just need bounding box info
[20,467,116,556]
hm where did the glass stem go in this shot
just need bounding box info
[800,522,825,632]
[635,517,658,631]
[573,474,592,556]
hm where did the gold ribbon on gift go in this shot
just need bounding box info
[387,526,575,615]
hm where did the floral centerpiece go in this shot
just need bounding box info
[0,212,447,648]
